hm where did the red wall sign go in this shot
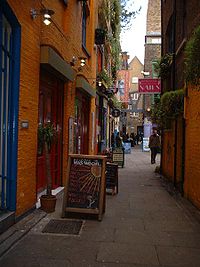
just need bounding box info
[138,79,161,94]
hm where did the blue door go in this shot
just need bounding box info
[0,1,21,212]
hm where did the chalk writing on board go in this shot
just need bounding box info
[67,159,102,209]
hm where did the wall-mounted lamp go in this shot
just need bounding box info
[70,56,87,68]
[98,81,102,87]
[30,8,55,25]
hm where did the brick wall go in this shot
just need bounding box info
[7,0,98,216]
[146,0,161,34]
[184,86,200,209]
[162,129,175,182]
[162,0,200,209]
[144,44,161,76]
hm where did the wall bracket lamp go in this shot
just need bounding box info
[70,56,87,67]
[30,8,55,25]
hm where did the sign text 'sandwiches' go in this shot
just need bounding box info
[67,158,102,209]
[62,155,106,221]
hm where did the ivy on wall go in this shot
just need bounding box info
[185,25,200,87]
[150,89,184,128]
[154,53,173,80]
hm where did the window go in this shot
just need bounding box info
[146,37,161,44]
[133,112,139,117]
[132,93,139,101]
[132,77,138,84]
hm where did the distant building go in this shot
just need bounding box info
[127,57,144,135]
[143,0,161,137]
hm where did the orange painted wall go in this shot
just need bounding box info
[161,116,184,189]
[7,0,41,216]
[162,128,175,181]
[175,116,184,186]
[184,86,200,209]
[7,0,97,217]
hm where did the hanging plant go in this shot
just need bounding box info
[150,89,184,128]
[97,69,113,87]
[111,94,122,109]
[154,53,173,80]
[185,25,200,87]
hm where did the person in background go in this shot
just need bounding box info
[130,132,135,147]
[116,132,122,147]
[149,128,161,164]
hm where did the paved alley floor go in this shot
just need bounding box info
[0,148,200,267]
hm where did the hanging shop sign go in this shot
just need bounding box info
[62,154,106,221]
[112,108,121,118]
[138,79,161,94]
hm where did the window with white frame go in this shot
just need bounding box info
[132,93,139,100]
[132,77,138,84]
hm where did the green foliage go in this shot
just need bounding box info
[38,123,56,153]
[185,25,200,87]
[98,69,113,87]
[150,89,184,128]
[111,95,122,109]
[120,0,141,30]
[154,53,173,79]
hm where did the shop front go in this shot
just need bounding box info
[75,76,96,155]
[37,46,75,193]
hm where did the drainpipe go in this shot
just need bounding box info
[173,0,177,187]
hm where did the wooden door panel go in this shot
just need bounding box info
[37,71,63,192]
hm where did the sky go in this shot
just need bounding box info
[120,0,149,64]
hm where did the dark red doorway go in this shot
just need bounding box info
[37,70,63,192]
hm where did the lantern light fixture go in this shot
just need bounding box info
[30,8,55,25]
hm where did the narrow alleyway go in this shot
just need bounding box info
[0,148,200,267]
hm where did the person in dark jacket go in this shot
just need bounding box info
[149,128,160,164]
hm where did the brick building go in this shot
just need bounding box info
[161,0,200,209]
[143,0,161,137]
[127,56,144,136]
[0,0,101,231]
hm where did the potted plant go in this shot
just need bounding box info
[38,122,57,213]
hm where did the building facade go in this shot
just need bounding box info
[143,0,161,137]
[161,0,200,209]
[0,0,100,231]
[127,56,144,136]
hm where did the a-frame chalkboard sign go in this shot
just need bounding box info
[62,154,106,221]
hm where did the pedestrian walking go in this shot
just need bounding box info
[149,128,160,164]
[116,132,122,147]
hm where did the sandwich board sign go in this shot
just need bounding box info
[62,154,106,221]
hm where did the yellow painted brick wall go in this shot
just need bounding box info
[7,0,98,216]
[7,0,41,216]
[175,116,184,185]
[184,86,200,209]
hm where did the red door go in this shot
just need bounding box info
[75,90,90,154]
[37,70,63,192]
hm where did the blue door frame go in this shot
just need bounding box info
[0,1,21,211]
